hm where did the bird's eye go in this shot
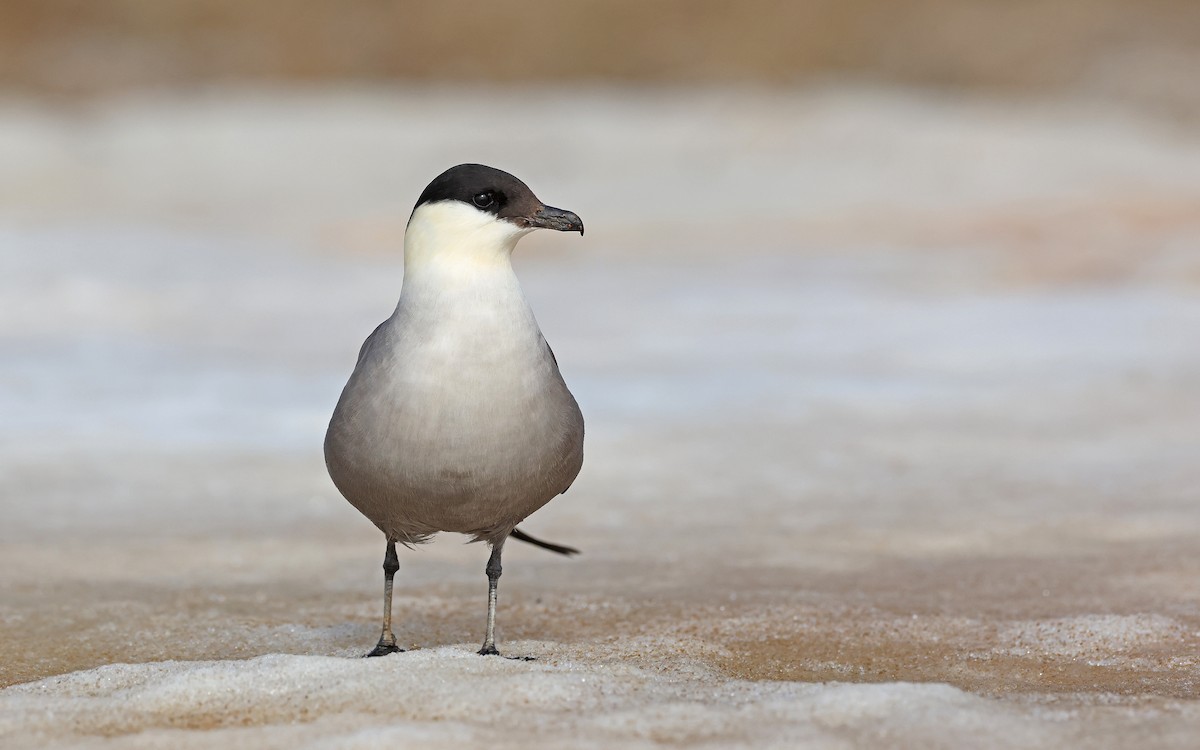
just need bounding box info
[473,192,494,208]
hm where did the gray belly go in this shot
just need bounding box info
[324,340,584,544]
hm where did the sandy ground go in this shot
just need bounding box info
[1,87,1199,748]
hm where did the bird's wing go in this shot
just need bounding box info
[539,334,581,498]
[540,334,559,367]
[356,321,388,365]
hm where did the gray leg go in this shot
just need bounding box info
[366,540,403,657]
[478,538,505,655]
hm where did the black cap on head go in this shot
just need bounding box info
[412,163,584,235]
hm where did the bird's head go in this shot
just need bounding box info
[404,164,583,270]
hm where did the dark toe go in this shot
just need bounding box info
[365,643,403,658]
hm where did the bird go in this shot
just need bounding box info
[324,164,586,658]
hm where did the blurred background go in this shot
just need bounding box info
[2,1,1200,737]
[2,0,1200,115]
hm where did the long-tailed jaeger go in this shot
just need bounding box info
[325,163,586,657]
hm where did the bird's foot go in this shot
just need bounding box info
[365,642,403,658]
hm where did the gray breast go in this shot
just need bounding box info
[324,310,584,545]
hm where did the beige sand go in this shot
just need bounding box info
[1,87,1198,747]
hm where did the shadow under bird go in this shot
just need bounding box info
[324,164,586,657]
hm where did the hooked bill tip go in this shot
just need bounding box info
[530,205,584,235]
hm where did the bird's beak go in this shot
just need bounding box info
[528,205,585,236]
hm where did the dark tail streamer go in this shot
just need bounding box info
[511,528,580,556]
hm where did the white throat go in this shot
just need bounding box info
[395,200,539,331]
[403,201,532,278]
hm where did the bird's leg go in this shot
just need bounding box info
[478,538,505,656]
[365,540,403,657]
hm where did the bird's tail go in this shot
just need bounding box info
[510,528,580,556]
